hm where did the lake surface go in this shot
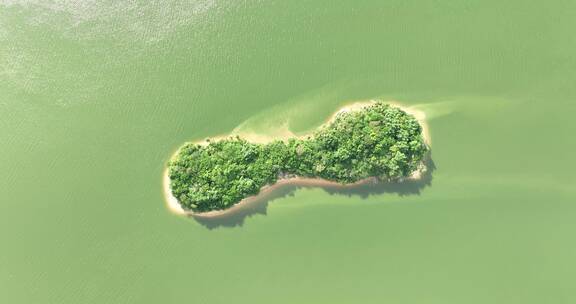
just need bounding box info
[1,1,575,303]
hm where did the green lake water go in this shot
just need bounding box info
[1,1,576,303]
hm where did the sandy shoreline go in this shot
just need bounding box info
[162,100,431,218]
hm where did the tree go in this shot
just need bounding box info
[168,101,428,212]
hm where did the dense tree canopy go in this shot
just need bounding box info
[168,102,428,212]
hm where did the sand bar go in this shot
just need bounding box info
[162,100,431,217]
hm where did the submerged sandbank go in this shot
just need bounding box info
[174,100,430,147]
[162,100,431,217]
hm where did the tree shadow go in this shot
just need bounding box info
[192,152,436,229]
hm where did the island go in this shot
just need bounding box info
[164,101,429,216]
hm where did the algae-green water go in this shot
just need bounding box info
[1,1,576,303]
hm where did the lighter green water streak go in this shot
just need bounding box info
[1,1,576,303]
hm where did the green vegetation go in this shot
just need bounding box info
[168,102,428,212]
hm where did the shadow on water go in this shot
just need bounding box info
[192,152,436,229]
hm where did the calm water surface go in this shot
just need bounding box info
[1,1,575,303]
